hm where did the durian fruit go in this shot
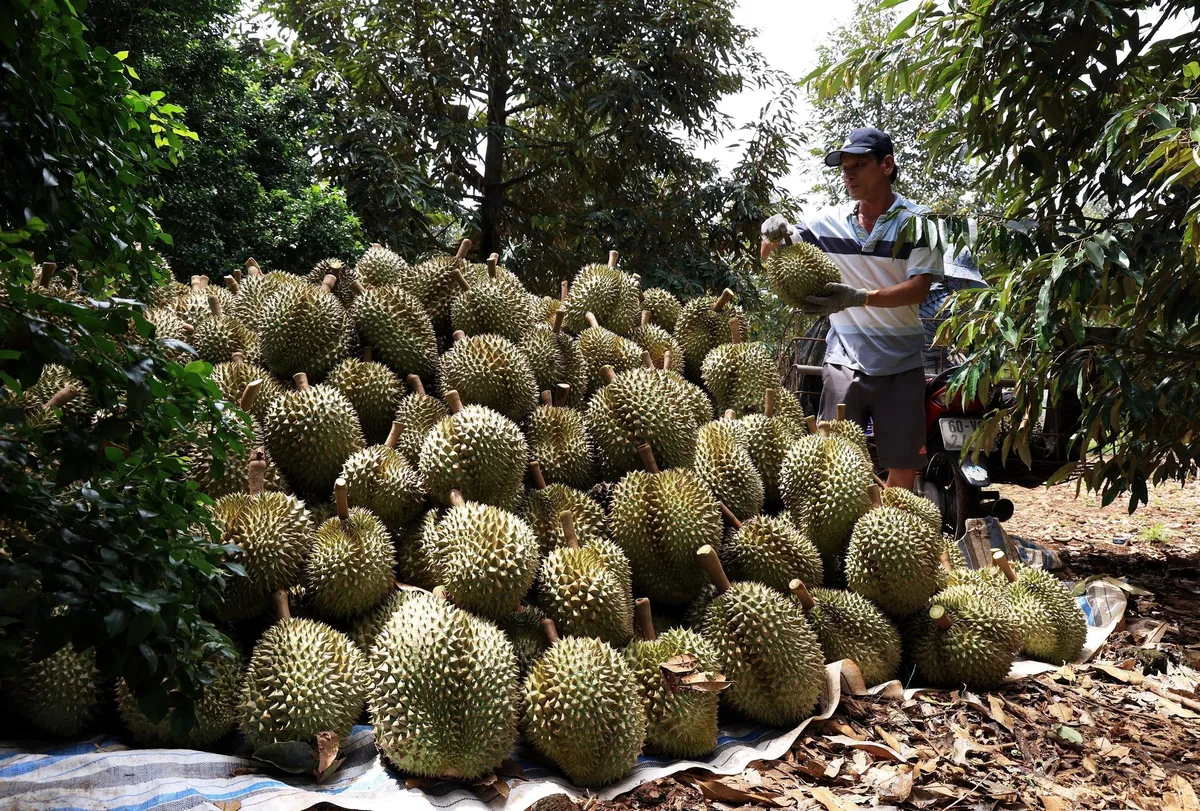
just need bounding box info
[117,645,243,748]
[210,353,284,420]
[305,257,360,305]
[561,253,642,336]
[577,314,646,395]
[438,332,538,423]
[673,289,742,381]
[994,553,1086,665]
[238,592,368,748]
[662,366,715,427]
[231,267,304,331]
[906,584,1022,690]
[521,471,608,555]
[585,366,702,479]
[8,639,103,737]
[179,277,236,325]
[522,618,646,787]
[608,443,722,605]
[394,511,441,590]
[352,285,439,382]
[527,398,595,490]
[821,403,871,463]
[692,547,826,726]
[719,511,823,595]
[259,276,351,381]
[426,489,540,619]
[732,390,806,510]
[326,352,404,445]
[355,243,408,288]
[641,288,682,332]
[881,485,942,535]
[369,589,519,779]
[763,238,842,309]
[263,373,366,499]
[694,413,765,520]
[700,317,777,416]
[629,313,684,375]
[418,393,528,510]
[466,253,529,305]
[349,586,422,654]
[401,239,473,337]
[520,316,587,406]
[186,385,290,498]
[305,478,396,620]
[390,375,448,467]
[448,265,533,343]
[789,580,900,686]
[625,598,723,758]
[211,455,313,620]
[942,535,969,571]
[496,604,549,677]
[11,363,93,427]
[845,486,944,617]
[144,305,194,354]
[532,293,563,326]
[537,510,633,645]
[339,422,424,531]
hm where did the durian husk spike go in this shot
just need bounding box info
[321,273,338,292]
[540,389,552,405]
[764,388,776,417]
[406,374,425,396]
[636,442,660,474]
[248,450,268,497]
[529,460,547,490]
[454,239,472,261]
[641,350,654,369]
[837,403,847,420]
[207,294,222,317]
[452,329,467,343]
[541,617,560,645]
[552,310,565,334]
[444,389,463,413]
[660,350,672,371]
[584,311,600,329]
[239,380,262,413]
[789,579,816,611]
[634,597,656,641]
[993,550,1018,583]
[44,386,79,410]
[713,288,735,312]
[608,250,619,268]
[224,275,240,293]
[559,511,579,549]
[270,589,291,621]
[717,501,742,529]
[293,372,310,391]
[38,262,56,288]
[448,489,465,508]
[868,484,883,509]
[600,365,617,385]
[450,269,471,291]
[334,477,350,522]
[231,352,245,364]
[560,280,569,300]
[552,384,570,407]
[930,604,955,630]
[729,317,742,344]
[385,421,404,450]
[641,310,651,327]
[696,545,731,594]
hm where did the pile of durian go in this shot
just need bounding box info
[7,244,1087,788]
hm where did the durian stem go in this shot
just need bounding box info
[334,477,350,521]
[406,374,426,396]
[868,484,883,509]
[540,389,552,405]
[660,350,672,371]
[641,310,651,327]
[696,545,731,594]
[385,421,404,450]
[939,552,953,573]
[817,422,832,438]
[993,550,1018,583]
[718,501,742,529]
[452,329,468,342]
[789,579,816,611]
[180,322,195,336]
[487,253,499,276]
[454,239,473,261]
[321,274,338,292]
[224,275,240,293]
[585,311,600,329]
[43,386,79,410]
[248,450,267,496]
[444,390,462,413]
[231,352,245,364]
[552,310,565,334]
[723,409,736,420]
[729,317,743,344]
[293,372,310,391]
[450,269,471,291]
[371,242,382,249]
[270,590,291,622]
[553,384,570,407]
[837,403,847,420]
[641,350,654,369]
[245,257,261,271]
[600,365,617,384]
[349,280,367,295]
[207,294,222,317]
[540,618,560,645]
[805,415,817,434]
[930,604,955,630]
[233,269,243,282]
[448,489,465,508]
[560,280,570,300]
[37,262,56,287]
[528,460,547,490]
[362,346,374,362]
[560,510,579,549]
[713,288,734,312]
[634,598,656,641]
[239,380,262,412]
[764,387,776,417]
[608,250,619,268]
[636,443,660,474]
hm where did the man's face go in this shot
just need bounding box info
[840,153,893,200]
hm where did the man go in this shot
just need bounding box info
[761,127,943,490]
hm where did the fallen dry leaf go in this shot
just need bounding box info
[988,695,1013,731]
[808,785,859,811]
[824,734,910,762]
[678,773,782,807]
[1163,775,1200,811]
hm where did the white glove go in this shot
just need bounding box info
[760,214,793,243]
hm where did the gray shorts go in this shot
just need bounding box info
[820,364,926,470]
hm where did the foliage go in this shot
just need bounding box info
[1,0,241,726]
[808,0,1200,510]
[264,0,802,294]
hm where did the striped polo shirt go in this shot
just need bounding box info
[795,193,943,375]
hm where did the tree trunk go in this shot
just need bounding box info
[480,4,510,259]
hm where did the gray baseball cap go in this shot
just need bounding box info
[824,127,894,166]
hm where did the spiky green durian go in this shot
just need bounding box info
[465,256,528,303]
[694,417,764,520]
[538,513,633,645]
[351,285,438,383]
[942,536,968,570]
[496,604,549,677]
[450,271,534,344]
[418,401,528,510]
[144,305,193,350]
[326,357,403,445]
[231,271,304,331]
[641,288,682,332]
[355,244,408,288]
[845,494,944,617]
[238,615,368,748]
[118,646,243,748]
[764,240,842,309]
[305,258,360,305]
[263,376,366,499]
[179,285,237,325]
[700,330,777,415]
[880,487,942,534]
[521,481,607,556]
[8,640,102,737]
[626,600,722,758]
[520,323,587,406]
[522,627,646,787]
[401,242,472,336]
[732,408,806,510]
[1004,564,1086,665]
[779,433,872,565]
[11,363,93,427]
[721,514,823,594]
[609,456,723,605]
[532,295,563,326]
[390,378,448,467]
[259,282,350,381]
[585,368,702,479]
[824,415,870,463]
[394,512,441,590]
[306,489,395,620]
[209,355,284,421]
[349,586,423,654]
[528,405,594,490]
[673,290,742,381]
[576,321,645,394]
[146,278,189,310]
[906,585,1022,689]
[561,262,641,336]
[663,370,715,426]
[438,333,538,422]
[339,439,423,532]
[425,492,540,619]
[693,549,826,726]
[790,582,901,686]
[629,321,684,375]
[370,591,519,779]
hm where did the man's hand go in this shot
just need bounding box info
[802,282,869,316]
[760,214,792,243]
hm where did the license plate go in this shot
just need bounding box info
[938,417,995,452]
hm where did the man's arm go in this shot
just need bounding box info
[865,273,933,308]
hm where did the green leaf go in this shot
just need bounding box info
[1084,241,1105,269]
[104,446,126,463]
